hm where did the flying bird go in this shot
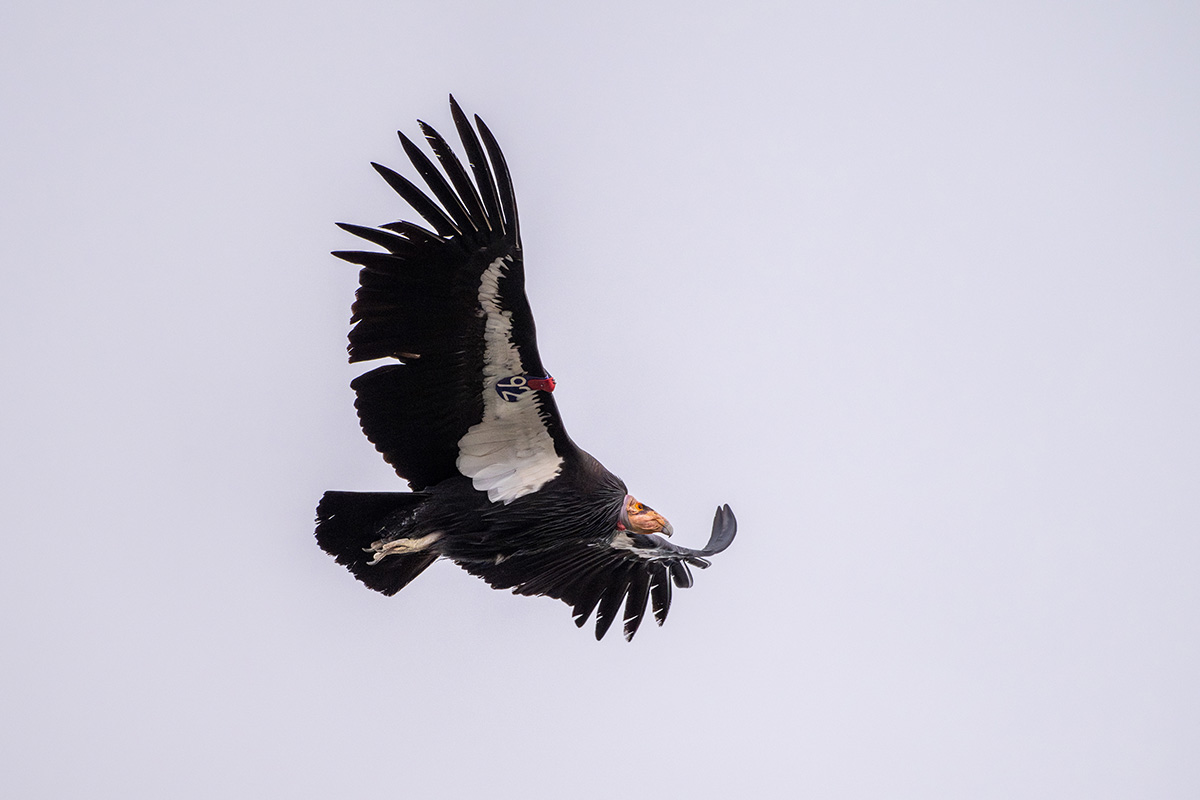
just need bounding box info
[315,97,736,640]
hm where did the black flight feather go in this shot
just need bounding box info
[397,131,477,239]
[449,96,505,237]
[475,115,519,246]
[335,222,431,258]
[648,563,672,625]
[593,563,633,641]
[622,569,652,641]
[370,162,460,240]
[419,119,490,233]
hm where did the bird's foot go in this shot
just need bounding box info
[363,532,443,565]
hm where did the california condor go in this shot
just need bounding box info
[316,97,736,641]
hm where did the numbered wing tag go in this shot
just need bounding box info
[495,374,556,402]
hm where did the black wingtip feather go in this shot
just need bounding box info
[397,130,477,239]
[669,560,694,589]
[572,573,606,628]
[449,102,504,236]
[593,565,632,641]
[370,162,459,240]
[622,570,652,641]
[418,120,490,234]
[376,220,446,249]
[649,563,672,626]
[335,223,432,257]
[473,115,519,246]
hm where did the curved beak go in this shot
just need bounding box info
[659,520,674,538]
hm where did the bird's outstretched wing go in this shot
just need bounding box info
[335,97,574,500]
[460,505,738,641]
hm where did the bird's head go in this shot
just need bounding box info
[617,494,673,537]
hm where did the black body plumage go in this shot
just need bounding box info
[316,97,735,640]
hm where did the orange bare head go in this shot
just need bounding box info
[618,494,673,537]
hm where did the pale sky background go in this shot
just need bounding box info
[3,1,1198,797]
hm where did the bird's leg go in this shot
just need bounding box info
[363,532,443,565]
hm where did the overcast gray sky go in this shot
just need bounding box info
[3,1,1198,797]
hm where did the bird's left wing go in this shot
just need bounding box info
[334,97,577,500]
[460,505,738,640]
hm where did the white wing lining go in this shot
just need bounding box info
[456,256,563,503]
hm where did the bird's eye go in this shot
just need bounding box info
[632,502,644,512]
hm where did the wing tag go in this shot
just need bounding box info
[495,374,556,402]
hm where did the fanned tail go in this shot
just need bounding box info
[315,491,437,595]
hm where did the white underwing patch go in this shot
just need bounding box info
[457,255,563,503]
